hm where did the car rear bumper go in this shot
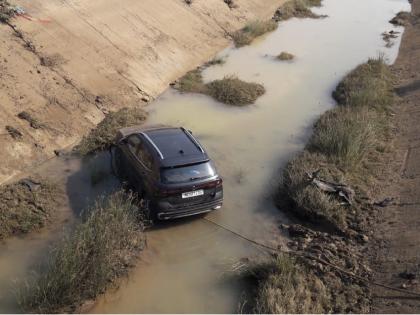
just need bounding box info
[156,199,223,220]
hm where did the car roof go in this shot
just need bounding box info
[117,125,209,168]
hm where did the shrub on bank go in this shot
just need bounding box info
[232,20,278,47]
[18,191,145,313]
[277,52,295,61]
[0,0,14,23]
[76,108,148,155]
[278,56,394,232]
[244,255,331,313]
[333,56,394,110]
[308,107,377,168]
[281,151,346,230]
[174,70,265,106]
[273,0,322,22]
[206,76,266,106]
[0,178,61,239]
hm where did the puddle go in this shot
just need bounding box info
[0,0,410,313]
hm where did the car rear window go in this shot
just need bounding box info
[161,161,216,184]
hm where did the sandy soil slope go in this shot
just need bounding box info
[371,0,420,312]
[0,0,284,184]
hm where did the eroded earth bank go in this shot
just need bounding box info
[0,0,283,184]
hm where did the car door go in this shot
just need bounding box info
[135,137,156,196]
[125,135,147,193]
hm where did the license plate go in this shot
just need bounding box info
[182,190,204,199]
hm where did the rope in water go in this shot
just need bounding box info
[202,217,420,299]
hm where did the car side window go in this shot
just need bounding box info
[127,135,153,171]
[127,135,142,156]
[138,146,153,170]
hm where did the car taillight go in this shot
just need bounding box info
[157,188,180,197]
[202,178,223,189]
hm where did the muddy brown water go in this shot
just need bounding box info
[0,0,411,313]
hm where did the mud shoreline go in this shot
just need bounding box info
[370,0,420,312]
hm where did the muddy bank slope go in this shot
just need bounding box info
[0,0,284,184]
[371,0,420,312]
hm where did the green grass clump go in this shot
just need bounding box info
[244,255,331,313]
[76,108,147,155]
[281,151,346,230]
[18,191,145,313]
[205,56,226,67]
[309,107,377,168]
[333,56,394,110]
[174,69,206,94]
[206,75,265,106]
[277,56,394,233]
[0,0,15,23]
[389,11,412,26]
[232,20,278,47]
[174,71,265,106]
[0,178,61,239]
[274,0,322,22]
[277,51,295,61]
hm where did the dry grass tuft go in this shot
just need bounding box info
[308,107,378,169]
[174,71,265,106]
[277,56,394,233]
[243,255,331,313]
[18,191,145,313]
[76,108,148,155]
[174,69,206,94]
[277,51,295,61]
[389,11,412,26]
[274,0,322,22]
[280,151,347,230]
[18,111,45,129]
[0,0,14,23]
[206,75,265,106]
[333,56,394,110]
[0,178,61,239]
[232,20,278,47]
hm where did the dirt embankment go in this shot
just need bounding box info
[0,0,284,184]
[370,0,420,312]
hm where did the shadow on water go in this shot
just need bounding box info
[65,151,121,218]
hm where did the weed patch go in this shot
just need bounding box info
[232,20,278,47]
[389,11,412,26]
[308,107,377,168]
[173,69,206,94]
[76,108,148,155]
[0,178,61,239]
[277,56,394,233]
[274,0,322,22]
[18,191,145,313]
[205,56,226,67]
[277,51,295,61]
[5,125,23,140]
[18,111,46,129]
[0,0,14,23]
[206,76,265,106]
[333,56,394,110]
[174,71,265,106]
[241,254,331,313]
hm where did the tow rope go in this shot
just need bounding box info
[202,217,420,299]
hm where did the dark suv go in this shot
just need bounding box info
[114,125,223,220]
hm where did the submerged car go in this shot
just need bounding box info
[114,125,223,220]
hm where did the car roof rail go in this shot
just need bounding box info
[140,132,164,159]
[181,127,205,153]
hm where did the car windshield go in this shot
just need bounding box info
[161,161,216,184]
